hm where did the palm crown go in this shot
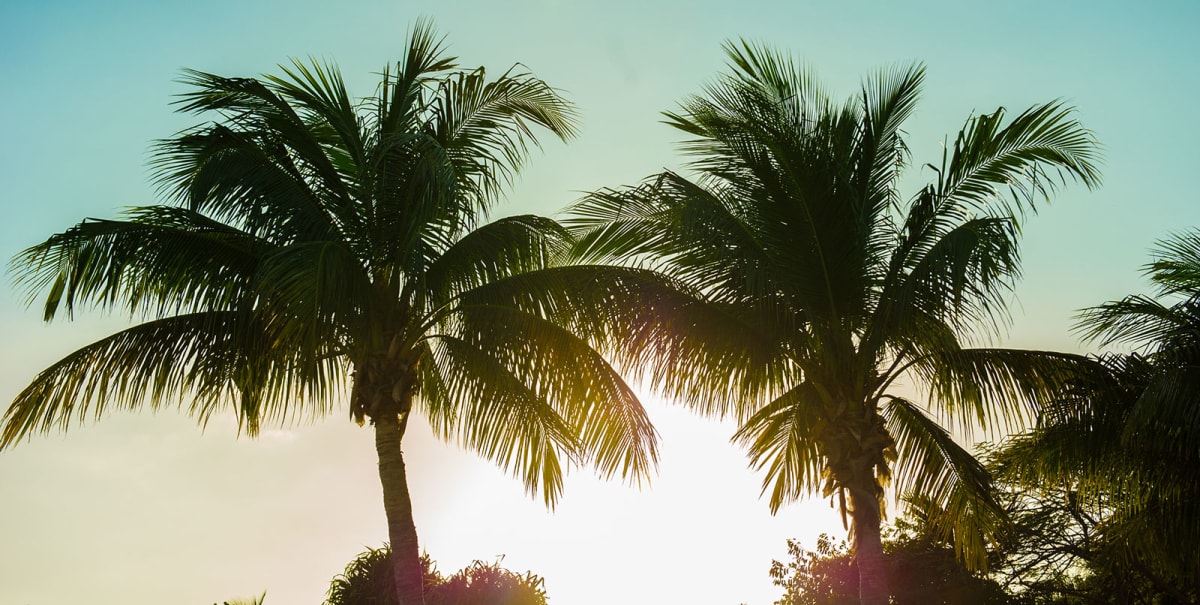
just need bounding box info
[5,22,656,605]
[567,42,1100,604]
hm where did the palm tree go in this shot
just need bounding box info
[2,22,656,605]
[996,232,1200,598]
[566,42,1100,604]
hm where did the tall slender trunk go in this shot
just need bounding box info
[848,475,888,605]
[374,412,424,605]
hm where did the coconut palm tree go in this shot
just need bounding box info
[566,42,1100,605]
[996,232,1200,598]
[2,22,656,605]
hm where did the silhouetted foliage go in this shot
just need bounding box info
[986,473,1197,605]
[989,232,1200,604]
[770,503,1009,605]
[324,545,548,605]
[431,560,548,605]
[770,534,856,605]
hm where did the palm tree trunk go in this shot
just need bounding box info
[374,412,424,605]
[848,476,888,605]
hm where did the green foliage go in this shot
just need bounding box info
[324,546,548,605]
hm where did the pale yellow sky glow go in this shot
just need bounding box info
[2,1,1199,604]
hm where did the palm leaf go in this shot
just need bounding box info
[423,214,570,302]
[1,312,341,448]
[461,264,793,420]
[732,381,825,513]
[448,303,658,484]
[1146,231,1200,297]
[12,207,265,321]
[882,396,1006,570]
[938,101,1101,216]
[432,64,578,207]
[421,334,579,506]
[912,348,1099,437]
[165,67,356,223]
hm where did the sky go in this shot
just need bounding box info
[1,1,1198,604]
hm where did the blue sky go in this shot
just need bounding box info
[2,1,1198,604]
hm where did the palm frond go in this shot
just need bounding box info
[379,18,457,134]
[421,334,578,506]
[567,172,786,310]
[938,101,1101,216]
[563,180,676,264]
[1123,364,1200,459]
[266,58,369,194]
[164,68,356,223]
[732,381,825,513]
[254,239,370,355]
[860,63,922,213]
[218,591,266,605]
[423,214,570,303]
[883,216,1022,342]
[990,353,1147,491]
[153,111,347,244]
[882,396,1006,570]
[11,207,265,321]
[722,39,827,115]
[1075,295,1188,348]
[460,264,793,420]
[1146,231,1200,297]
[911,348,1099,437]
[433,64,578,207]
[445,303,658,484]
[1101,481,1200,580]
[1,312,343,449]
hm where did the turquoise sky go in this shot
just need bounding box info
[2,1,1198,604]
